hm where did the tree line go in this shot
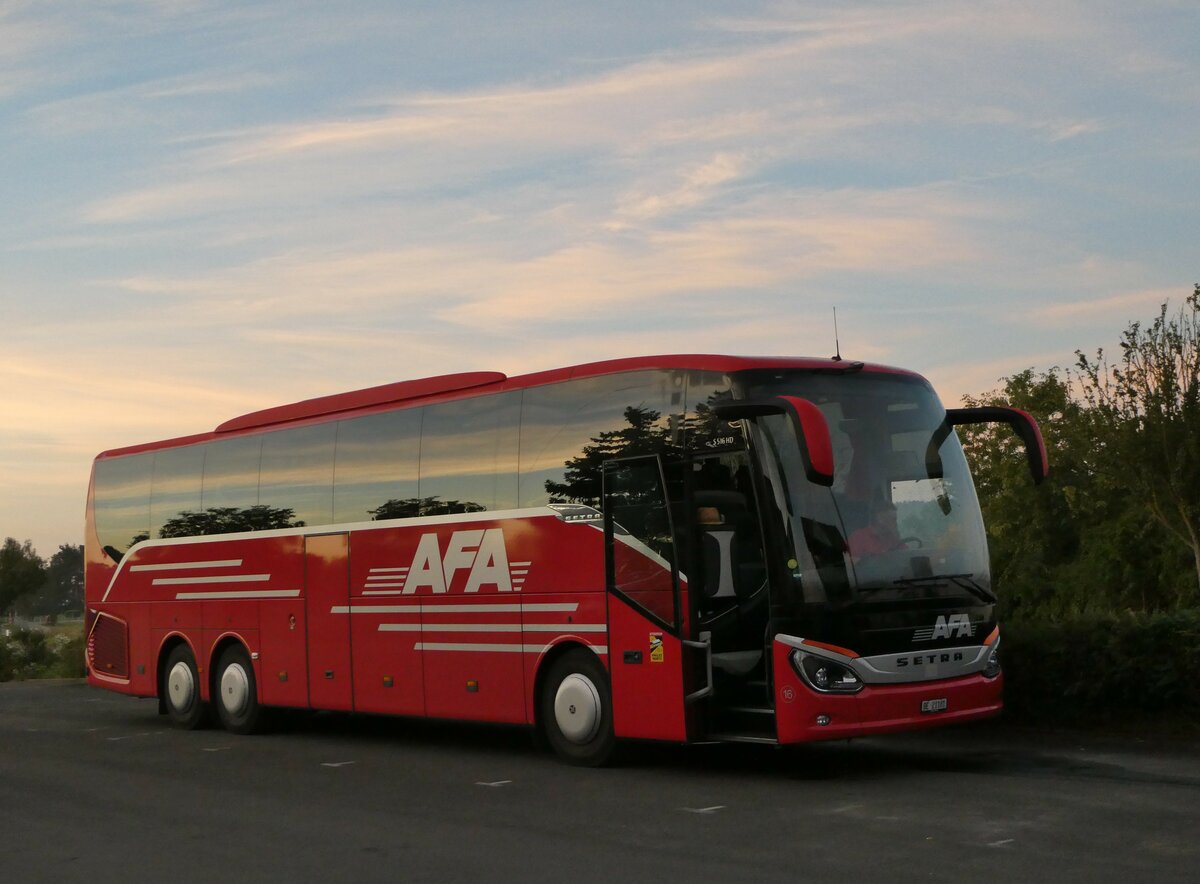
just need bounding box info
[0,540,83,622]
[960,284,1200,622]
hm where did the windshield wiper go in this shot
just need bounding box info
[892,573,996,604]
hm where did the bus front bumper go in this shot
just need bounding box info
[773,647,1003,744]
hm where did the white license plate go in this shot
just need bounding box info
[920,698,948,713]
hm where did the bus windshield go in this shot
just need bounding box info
[737,370,991,607]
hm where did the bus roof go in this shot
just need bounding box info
[96,354,922,459]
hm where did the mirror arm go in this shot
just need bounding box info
[946,406,1049,484]
[712,397,834,486]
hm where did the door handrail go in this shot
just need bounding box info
[682,631,713,703]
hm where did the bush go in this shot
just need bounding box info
[0,627,85,681]
[1001,610,1200,728]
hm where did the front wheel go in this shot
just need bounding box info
[540,649,616,766]
[213,645,266,735]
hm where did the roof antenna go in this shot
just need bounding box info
[832,307,843,361]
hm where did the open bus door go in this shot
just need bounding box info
[603,456,711,743]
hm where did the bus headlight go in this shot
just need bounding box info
[983,639,1001,679]
[790,649,863,694]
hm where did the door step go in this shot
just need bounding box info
[708,704,777,742]
[708,733,779,745]
[723,705,773,715]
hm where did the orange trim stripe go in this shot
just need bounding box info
[803,639,860,659]
[984,626,1000,645]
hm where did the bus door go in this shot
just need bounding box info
[304,533,354,711]
[603,456,708,742]
[687,450,773,720]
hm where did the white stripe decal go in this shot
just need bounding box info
[382,624,522,633]
[362,590,406,596]
[416,643,530,653]
[130,559,242,572]
[332,602,583,614]
[522,623,606,633]
[174,589,301,600]
[362,582,406,588]
[414,642,607,654]
[379,623,604,634]
[153,574,269,586]
[369,568,409,574]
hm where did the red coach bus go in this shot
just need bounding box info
[84,355,1046,764]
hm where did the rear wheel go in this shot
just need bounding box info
[214,645,265,735]
[540,649,616,766]
[163,644,207,729]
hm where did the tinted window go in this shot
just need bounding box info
[93,454,153,557]
[518,371,682,509]
[196,436,265,535]
[419,391,520,515]
[333,408,421,522]
[606,457,679,628]
[682,371,737,450]
[259,423,336,528]
[150,444,204,538]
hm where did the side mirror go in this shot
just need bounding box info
[946,406,1049,485]
[712,397,835,486]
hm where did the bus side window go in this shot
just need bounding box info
[419,391,520,515]
[94,453,153,557]
[333,408,421,523]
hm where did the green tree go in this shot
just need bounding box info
[1075,285,1200,604]
[0,538,46,615]
[959,369,1091,618]
[32,544,84,618]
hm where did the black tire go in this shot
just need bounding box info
[213,645,266,735]
[540,649,616,767]
[162,644,207,730]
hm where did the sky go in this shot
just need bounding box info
[2,0,1197,557]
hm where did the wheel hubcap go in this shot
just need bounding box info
[220,663,250,716]
[167,661,195,712]
[553,673,602,744]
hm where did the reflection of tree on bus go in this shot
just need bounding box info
[545,405,673,507]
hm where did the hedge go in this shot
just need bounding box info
[1000,609,1200,729]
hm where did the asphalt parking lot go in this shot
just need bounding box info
[2,680,1197,883]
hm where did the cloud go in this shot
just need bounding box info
[27,69,284,136]
[69,0,1155,235]
[923,350,1071,407]
[615,152,751,220]
[1033,286,1186,323]
[89,181,991,341]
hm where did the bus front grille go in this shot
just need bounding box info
[87,613,129,679]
